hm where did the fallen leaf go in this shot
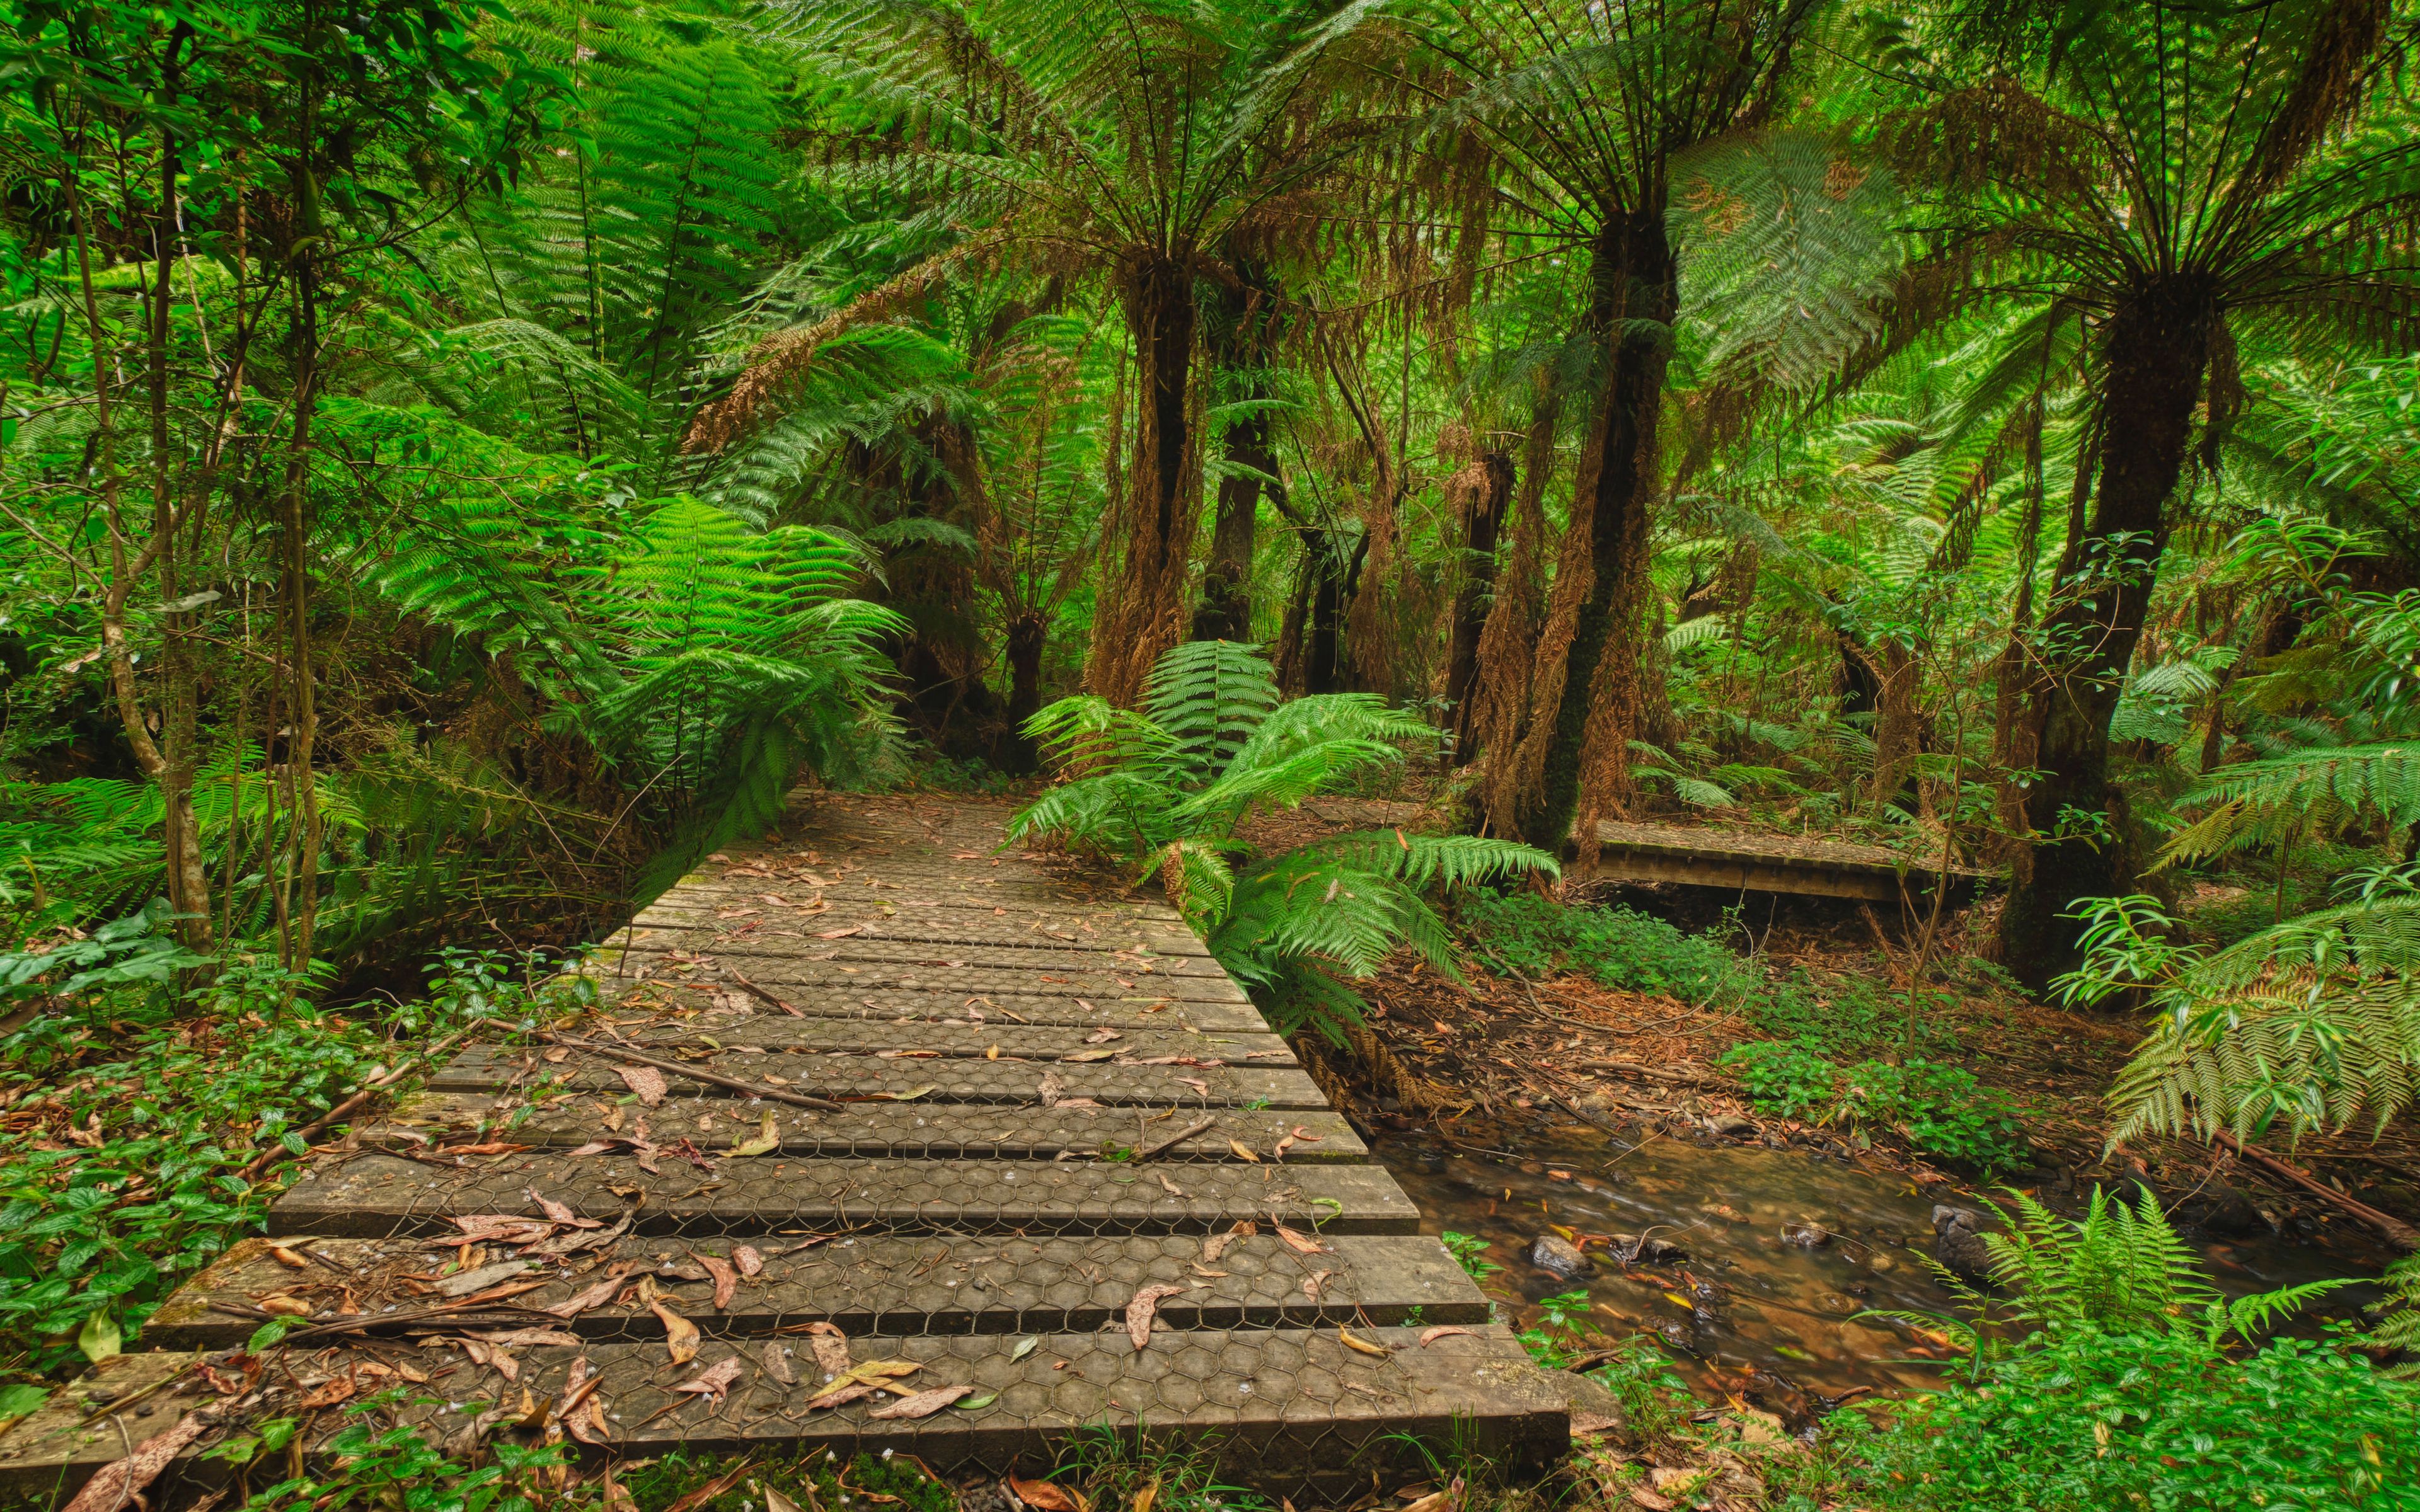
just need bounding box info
[734,1246,764,1277]
[804,1320,851,1378]
[1301,1269,1335,1301]
[805,1380,877,1411]
[1085,1028,1122,1044]
[268,1246,309,1269]
[1009,1474,1085,1512]
[1201,1221,1254,1263]
[957,1392,998,1411]
[672,1356,744,1410]
[1010,1336,1039,1362]
[1274,1225,1331,1256]
[727,1111,780,1158]
[987,1044,1001,1060]
[549,1262,640,1318]
[868,1383,973,1419]
[1190,1264,1228,1280]
[560,1356,611,1446]
[256,1294,312,1317]
[1419,1326,1478,1346]
[882,1085,936,1102]
[762,1339,795,1384]
[60,1412,209,1512]
[696,1252,739,1309]
[1156,1172,1187,1198]
[1039,1071,1066,1108]
[1338,1326,1392,1358]
[616,1065,667,1106]
[1060,1048,1116,1063]
[1228,1140,1260,1162]
[652,1298,700,1366]
[813,925,863,939]
[526,1190,593,1227]
[1125,1283,1185,1351]
[435,1261,535,1298]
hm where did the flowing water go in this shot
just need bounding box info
[1371,1121,2394,1419]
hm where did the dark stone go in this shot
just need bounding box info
[1609,1232,1688,1265]
[1707,1114,1757,1139]
[1780,1222,1831,1247]
[1528,1235,1591,1279]
[2177,1179,2267,1236]
[1930,1205,1992,1281]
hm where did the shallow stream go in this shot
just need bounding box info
[1371,1121,2393,1416]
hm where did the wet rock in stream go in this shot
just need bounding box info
[1529,1234,1593,1279]
[1610,1232,1690,1265]
[1931,1205,1993,1281]
[1780,1222,1832,1247]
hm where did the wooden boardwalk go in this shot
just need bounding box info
[1,796,1567,1503]
[1589,819,1990,902]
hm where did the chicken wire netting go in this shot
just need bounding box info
[103,800,1559,1502]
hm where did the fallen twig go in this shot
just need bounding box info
[722,971,802,1016]
[1131,1116,1217,1162]
[543,1034,844,1112]
[2212,1131,2420,1249]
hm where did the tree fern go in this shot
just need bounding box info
[1010,643,1557,1037]
[2075,886,2420,1142]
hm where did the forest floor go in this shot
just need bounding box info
[1240,795,2420,1259]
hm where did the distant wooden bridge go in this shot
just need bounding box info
[1,798,1569,1504]
[1587,820,1991,903]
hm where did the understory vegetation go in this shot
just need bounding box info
[5,0,2420,1506]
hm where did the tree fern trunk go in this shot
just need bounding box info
[1518,210,1675,852]
[1445,447,1514,759]
[1090,255,1199,706]
[1999,280,2216,990]
[1193,261,1279,643]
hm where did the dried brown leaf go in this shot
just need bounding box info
[867,1383,972,1419]
[616,1065,667,1106]
[652,1298,700,1366]
[1124,1283,1185,1351]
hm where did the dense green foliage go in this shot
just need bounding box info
[3,0,2420,1501]
[1825,1193,2416,1511]
[1010,641,1555,1037]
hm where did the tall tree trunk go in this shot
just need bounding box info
[144,47,212,951]
[1192,264,1278,643]
[1001,610,1046,774]
[1514,210,1676,852]
[279,241,325,970]
[1445,448,1514,758]
[1090,255,1198,705]
[1866,639,1920,813]
[1999,283,2216,990]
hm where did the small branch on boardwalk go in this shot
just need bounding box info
[543,1033,846,1113]
[2212,1130,2420,1249]
[723,970,802,1016]
[1132,1116,1217,1162]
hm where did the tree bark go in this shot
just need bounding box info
[1444,449,1514,758]
[279,224,325,970]
[1999,282,2216,990]
[1089,255,1199,705]
[1516,210,1676,852]
[1001,610,1046,774]
[1192,265,1278,644]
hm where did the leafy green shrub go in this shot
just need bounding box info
[1719,1041,2030,1174]
[1845,1327,2419,1511]
[1838,1189,2404,1510]
[0,947,585,1372]
[1010,641,1555,1040]
[1460,893,1746,1004]
[1720,1037,1840,1120]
